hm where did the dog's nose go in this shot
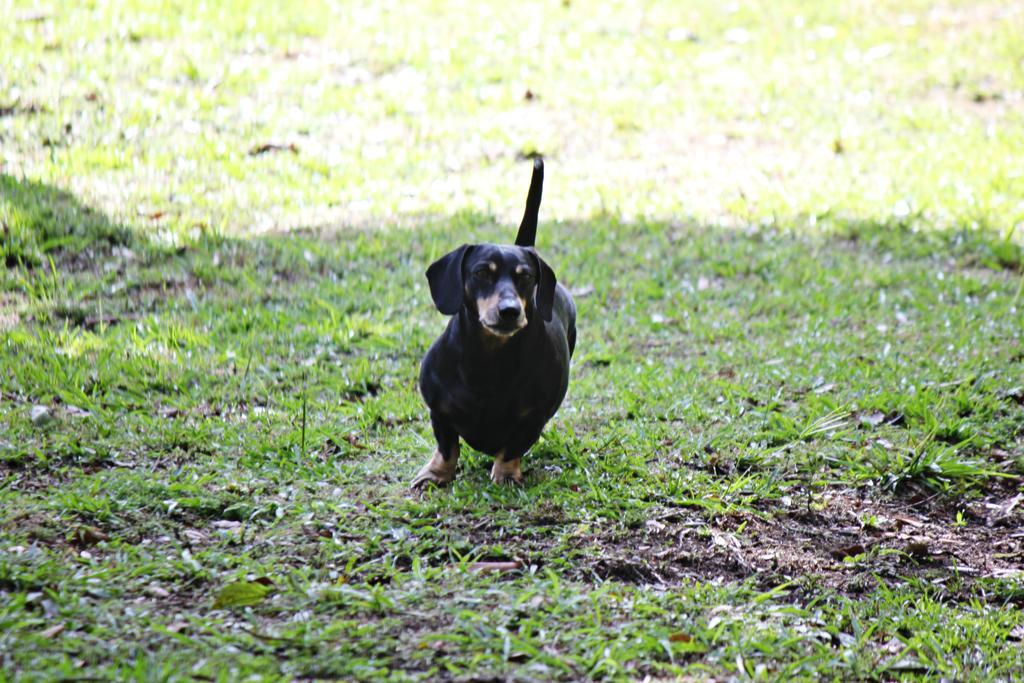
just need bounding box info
[498,301,521,320]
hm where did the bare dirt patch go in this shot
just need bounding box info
[570,486,1024,595]
[435,485,1024,597]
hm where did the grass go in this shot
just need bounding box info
[2,0,1024,680]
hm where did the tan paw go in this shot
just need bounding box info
[410,450,457,490]
[490,457,523,486]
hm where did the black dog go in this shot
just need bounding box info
[412,159,576,488]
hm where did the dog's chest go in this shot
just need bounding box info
[444,374,545,445]
[448,376,533,425]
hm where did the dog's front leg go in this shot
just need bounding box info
[491,424,546,485]
[410,412,460,489]
[490,450,523,486]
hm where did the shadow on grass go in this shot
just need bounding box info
[3,176,1022,461]
[3,173,1022,433]
[1,174,137,268]
[3,172,1022,274]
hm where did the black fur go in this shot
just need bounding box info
[415,160,576,486]
[515,158,543,247]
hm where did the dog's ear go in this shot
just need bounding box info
[526,248,556,322]
[426,244,473,315]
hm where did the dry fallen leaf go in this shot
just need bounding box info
[182,529,208,544]
[830,543,866,560]
[39,624,65,639]
[860,411,885,427]
[345,432,367,449]
[249,142,298,156]
[905,537,931,557]
[74,527,109,546]
[158,406,181,418]
[147,585,170,599]
[166,621,189,634]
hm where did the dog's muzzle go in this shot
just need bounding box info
[480,295,527,336]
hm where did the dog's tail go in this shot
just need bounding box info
[514,157,544,247]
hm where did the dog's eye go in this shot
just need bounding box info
[517,271,535,285]
[472,266,494,280]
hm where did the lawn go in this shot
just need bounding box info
[2,0,1024,680]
